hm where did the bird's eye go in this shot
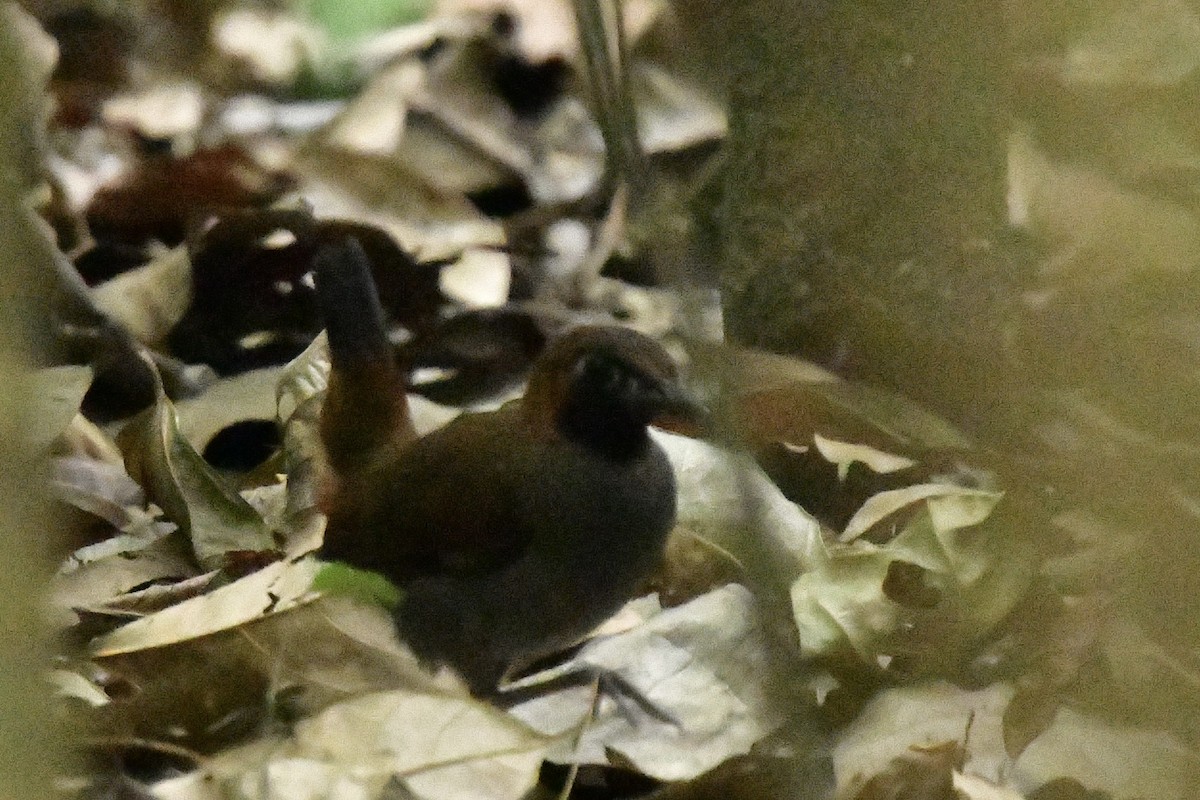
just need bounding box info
[575,353,615,384]
[572,353,657,405]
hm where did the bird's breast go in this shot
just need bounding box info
[518,437,676,597]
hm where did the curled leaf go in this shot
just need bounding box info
[813,433,917,481]
[121,360,273,570]
[792,485,1030,667]
[841,485,1001,543]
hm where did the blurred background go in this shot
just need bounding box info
[2,0,1200,797]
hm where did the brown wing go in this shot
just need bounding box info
[322,407,532,582]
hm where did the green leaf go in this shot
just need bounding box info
[312,561,404,609]
[300,0,432,43]
[122,361,272,569]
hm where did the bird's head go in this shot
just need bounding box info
[522,326,700,458]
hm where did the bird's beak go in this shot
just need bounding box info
[648,385,710,438]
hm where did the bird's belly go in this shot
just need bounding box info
[397,441,677,689]
[497,444,676,648]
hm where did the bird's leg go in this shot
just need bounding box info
[494,665,681,728]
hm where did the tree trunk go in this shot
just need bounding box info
[709,0,1016,423]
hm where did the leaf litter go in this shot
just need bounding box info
[18,0,1200,798]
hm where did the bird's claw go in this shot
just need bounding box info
[591,668,680,728]
[496,665,681,729]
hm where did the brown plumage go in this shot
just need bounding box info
[314,238,693,693]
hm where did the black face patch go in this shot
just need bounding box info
[557,351,666,459]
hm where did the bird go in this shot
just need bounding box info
[313,237,697,699]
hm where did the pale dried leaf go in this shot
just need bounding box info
[508,585,786,782]
[1014,707,1199,800]
[439,248,511,307]
[52,532,192,613]
[653,429,821,566]
[634,63,727,153]
[212,8,329,86]
[48,669,111,707]
[91,246,192,345]
[276,333,331,427]
[174,366,282,453]
[323,61,421,154]
[51,455,143,526]
[833,682,1013,796]
[211,689,548,800]
[26,365,93,453]
[952,771,1025,800]
[842,485,1000,543]
[294,146,505,260]
[794,488,1027,663]
[813,433,917,481]
[84,570,221,616]
[56,414,125,465]
[91,558,320,656]
[123,367,273,568]
[102,83,205,140]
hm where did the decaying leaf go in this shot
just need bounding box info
[119,363,274,569]
[86,144,292,248]
[90,557,320,657]
[167,209,447,375]
[208,688,549,800]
